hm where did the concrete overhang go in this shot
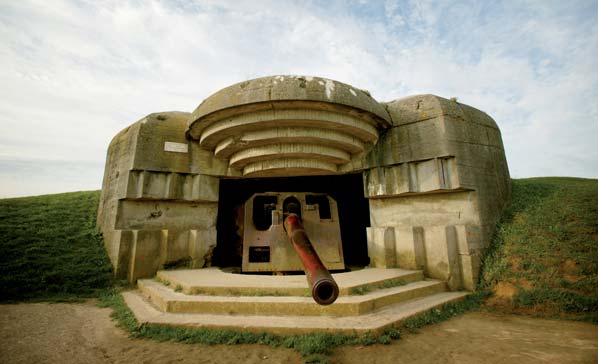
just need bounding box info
[186,75,392,177]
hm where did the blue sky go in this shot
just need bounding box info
[1,0,597,197]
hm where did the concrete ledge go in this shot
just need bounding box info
[156,267,424,296]
[242,159,338,177]
[123,290,469,335]
[214,128,365,158]
[199,109,379,149]
[229,143,351,168]
[138,279,446,316]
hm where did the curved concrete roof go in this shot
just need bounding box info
[188,75,390,131]
[186,75,392,177]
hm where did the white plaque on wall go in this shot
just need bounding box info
[164,141,188,153]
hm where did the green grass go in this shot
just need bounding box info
[0,191,114,302]
[480,177,598,322]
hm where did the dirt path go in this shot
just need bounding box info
[0,301,299,364]
[333,312,598,364]
[1,302,597,364]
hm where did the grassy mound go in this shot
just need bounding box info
[0,191,113,302]
[480,177,598,322]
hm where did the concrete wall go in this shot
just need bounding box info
[363,95,510,290]
[97,112,223,281]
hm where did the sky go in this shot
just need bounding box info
[0,0,597,198]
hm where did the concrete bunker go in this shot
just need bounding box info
[97,75,511,293]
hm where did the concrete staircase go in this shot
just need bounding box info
[124,267,468,335]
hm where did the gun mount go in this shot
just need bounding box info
[241,192,344,305]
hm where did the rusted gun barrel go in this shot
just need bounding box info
[284,213,339,305]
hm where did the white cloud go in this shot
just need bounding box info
[0,0,596,197]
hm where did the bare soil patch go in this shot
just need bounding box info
[333,311,598,364]
[1,302,597,364]
[0,301,299,364]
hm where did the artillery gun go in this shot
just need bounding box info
[241,192,343,305]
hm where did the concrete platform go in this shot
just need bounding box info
[156,267,424,296]
[124,267,469,334]
[124,290,468,335]
[138,278,446,316]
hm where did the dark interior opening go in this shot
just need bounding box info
[214,173,371,269]
[305,194,331,219]
[252,195,278,231]
[315,283,334,302]
[282,196,301,218]
[248,246,270,263]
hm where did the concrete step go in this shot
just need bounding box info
[123,289,469,335]
[156,267,424,296]
[138,278,447,316]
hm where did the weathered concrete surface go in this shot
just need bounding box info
[214,127,365,158]
[186,76,391,177]
[138,279,446,316]
[157,267,424,296]
[364,95,510,290]
[124,289,467,335]
[188,75,391,130]
[125,267,467,334]
[97,112,222,281]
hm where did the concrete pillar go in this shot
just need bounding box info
[188,228,217,268]
[367,226,397,268]
[422,226,463,290]
[445,225,463,290]
[114,230,134,279]
[128,230,162,282]
[166,230,191,264]
[412,226,427,272]
[455,225,482,291]
[394,226,428,271]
